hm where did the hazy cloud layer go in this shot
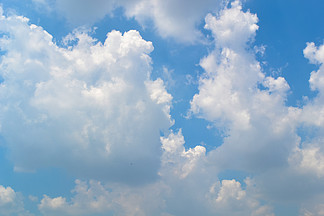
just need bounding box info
[32,0,222,43]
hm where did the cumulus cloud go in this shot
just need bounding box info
[290,42,324,179]
[301,42,324,125]
[190,1,324,212]
[0,185,32,216]
[160,129,206,179]
[0,9,173,184]
[191,1,299,174]
[207,178,274,216]
[2,1,324,215]
[290,143,324,177]
[39,130,273,216]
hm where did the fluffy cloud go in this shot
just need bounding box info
[33,0,222,43]
[39,179,169,216]
[191,1,299,174]
[160,129,206,179]
[300,42,324,126]
[290,42,324,179]
[39,130,273,216]
[2,1,324,215]
[0,185,32,216]
[207,178,274,216]
[191,1,324,212]
[0,9,172,184]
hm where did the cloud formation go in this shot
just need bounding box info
[1,1,324,215]
[0,9,172,184]
[0,185,32,216]
[188,1,324,214]
[38,130,273,216]
[191,1,298,175]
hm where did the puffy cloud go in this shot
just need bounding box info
[300,42,324,126]
[290,42,324,179]
[290,143,324,177]
[2,1,324,215]
[39,131,273,216]
[204,0,259,49]
[214,179,246,203]
[191,1,264,130]
[189,1,324,214]
[0,185,32,216]
[191,1,298,174]
[39,180,113,216]
[160,130,206,179]
[0,9,173,184]
[207,178,274,216]
[303,42,324,65]
[39,179,170,216]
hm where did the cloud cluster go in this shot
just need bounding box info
[1,1,324,215]
[189,0,324,213]
[289,42,324,179]
[191,1,298,175]
[0,185,32,216]
[38,130,273,216]
[0,9,172,184]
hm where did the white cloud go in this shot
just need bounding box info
[204,0,259,49]
[160,129,206,179]
[290,143,324,178]
[39,179,171,216]
[39,131,273,216]
[39,180,113,216]
[300,42,324,127]
[303,42,324,65]
[191,1,298,174]
[190,1,324,212]
[191,1,265,130]
[2,1,324,215]
[120,0,222,43]
[207,178,274,216]
[215,179,246,203]
[0,9,173,184]
[0,185,32,216]
[289,42,324,179]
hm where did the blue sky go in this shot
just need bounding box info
[0,0,324,215]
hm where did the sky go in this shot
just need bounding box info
[0,0,324,215]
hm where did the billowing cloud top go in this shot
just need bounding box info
[0,10,173,184]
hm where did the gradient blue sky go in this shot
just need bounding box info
[0,0,324,215]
